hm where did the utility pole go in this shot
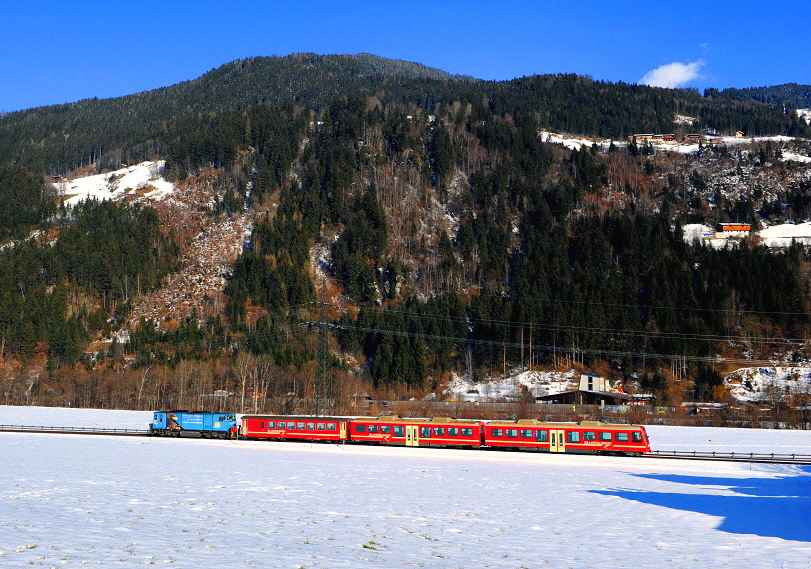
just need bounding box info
[314,280,331,417]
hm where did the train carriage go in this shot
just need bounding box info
[153,410,650,456]
[240,415,349,442]
[349,416,484,447]
[483,419,650,455]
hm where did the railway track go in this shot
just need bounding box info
[0,424,148,436]
[3,424,811,465]
[644,449,811,465]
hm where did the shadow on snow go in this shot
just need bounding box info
[592,466,811,542]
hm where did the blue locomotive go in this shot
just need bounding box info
[150,411,238,438]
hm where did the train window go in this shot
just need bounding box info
[278,421,286,429]
[535,430,548,442]
[461,428,473,436]
[567,431,580,443]
[433,428,445,436]
[599,432,612,441]
[520,430,533,439]
[615,432,629,442]
[381,425,391,434]
[267,421,276,429]
[307,422,315,430]
[420,427,431,438]
[583,431,596,441]
[355,425,367,433]
[506,429,518,438]
[327,423,337,431]
[317,423,326,431]
[491,428,503,437]
[632,432,642,442]
[448,428,459,436]
[297,422,306,430]
[369,425,379,433]
[394,426,404,436]
[260,421,265,429]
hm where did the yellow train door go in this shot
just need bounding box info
[406,425,420,446]
[550,429,566,453]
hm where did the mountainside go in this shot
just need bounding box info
[1,54,811,412]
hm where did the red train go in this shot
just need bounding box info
[239,415,650,455]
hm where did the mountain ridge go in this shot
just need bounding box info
[1,53,808,175]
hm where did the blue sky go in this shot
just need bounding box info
[2,1,808,113]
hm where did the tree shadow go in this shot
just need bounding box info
[592,466,811,541]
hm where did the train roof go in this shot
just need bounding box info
[486,419,645,429]
[156,410,234,415]
[241,414,355,421]
[348,415,481,424]
[238,415,645,429]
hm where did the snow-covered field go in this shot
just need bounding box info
[2,406,811,568]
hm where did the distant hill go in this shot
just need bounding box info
[0,54,475,174]
[706,83,811,108]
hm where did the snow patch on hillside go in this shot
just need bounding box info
[725,366,811,402]
[444,369,579,401]
[539,131,616,151]
[682,223,715,242]
[798,108,811,125]
[539,130,809,163]
[55,161,175,207]
[759,221,811,247]
[782,151,811,163]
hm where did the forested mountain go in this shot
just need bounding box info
[1,53,811,409]
[1,54,807,176]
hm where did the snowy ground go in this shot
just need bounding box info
[2,406,811,568]
[55,161,175,208]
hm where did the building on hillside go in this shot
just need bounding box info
[627,134,675,145]
[535,389,654,406]
[579,373,610,392]
[679,401,728,414]
[715,223,752,238]
[533,373,654,406]
[684,134,703,143]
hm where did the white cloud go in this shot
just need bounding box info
[640,60,704,88]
